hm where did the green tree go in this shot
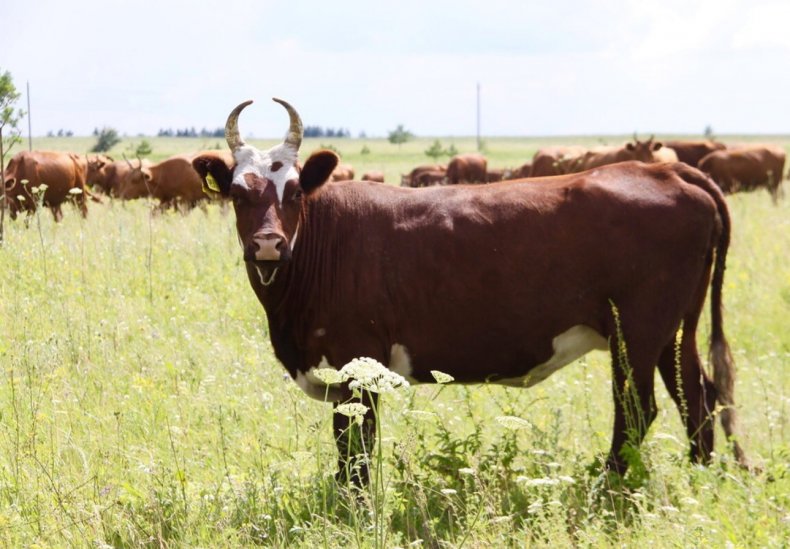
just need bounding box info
[91,127,121,153]
[424,139,444,161]
[0,70,25,244]
[387,124,413,148]
[134,139,152,158]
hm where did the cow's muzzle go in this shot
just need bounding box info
[245,233,290,263]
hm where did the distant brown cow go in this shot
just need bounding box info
[578,136,665,171]
[412,169,447,187]
[84,154,114,191]
[361,170,385,183]
[97,159,151,197]
[2,150,90,221]
[331,163,355,182]
[504,162,532,179]
[698,145,786,202]
[530,146,588,177]
[401,164,446,187]
[446,153,487,184]
[663,140,726,167]
[486,168,506,182]
[119,151,231,209]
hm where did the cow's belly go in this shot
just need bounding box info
[493,325,608,387]
[294,325,608,401]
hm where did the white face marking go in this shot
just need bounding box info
[232,143,299,202]
[294,357,344,402]
[498,325,607,388]
[390,344,418,383]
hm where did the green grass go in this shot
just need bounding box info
[0,138,788,547]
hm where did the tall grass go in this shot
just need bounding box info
[0,157,787,546]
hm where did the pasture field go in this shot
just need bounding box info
[0,136,788,547]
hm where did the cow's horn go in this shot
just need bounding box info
[226,100,253,152]
[272,97,303,151]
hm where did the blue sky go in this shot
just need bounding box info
[2,0,789,137]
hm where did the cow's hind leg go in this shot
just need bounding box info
[656,326,716,464]
[605,308,662,474]
[333,391,378,487]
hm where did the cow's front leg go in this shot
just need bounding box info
[333,391,378,487]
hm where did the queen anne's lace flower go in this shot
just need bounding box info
[495,415,530,430]
[430,370,454,384]
[339,357,410,393]
[335,403,369,424]
[311,367,343,385]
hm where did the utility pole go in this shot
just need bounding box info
[26,81,32,151]
[476,82,481,151]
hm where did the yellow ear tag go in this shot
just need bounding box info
[202,173,221,195]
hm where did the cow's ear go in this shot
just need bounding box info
[192,155,234,196]
[300,149,339,195]
[626,143,636,151]
[652,141,663,151]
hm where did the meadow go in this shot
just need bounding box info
[0,135,788,547]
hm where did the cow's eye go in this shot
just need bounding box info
[292,189,303,201]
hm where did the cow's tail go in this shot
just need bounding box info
[674,163,750,469]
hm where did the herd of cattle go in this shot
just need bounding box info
[0,135,785,221]
[402,136,787,203]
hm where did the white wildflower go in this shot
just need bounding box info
[68,188,83,195]
[527,501,543,514]
[312,367,343,385]
[558,475,576,484]
[653,432,680,444]
[335,402,369,424]
[37,183,48,191]
[339,357,409,393]
[659,505,679,514]
[431,370,455,384]
[519,477,559,487]
[495,415,530,430]
[405,410,437,422]
[440,488,457,496]
[680,496,699,506]
[458,467,476,476]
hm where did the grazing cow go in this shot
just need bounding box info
[2,150,90,221]
[530,146,588,176]
[698,145,786,202]
[193,98,750,486]
[95,159,152,197]
[504,162,532,180]
[361,170,385,183]
[485,168,506,182]
[446,153,487,184]
[119,151,231,209]
[664,140,727,167]
[85,154,114,191]
[330,163,355,182]
[401,164,446,187]
[577,135,665,171]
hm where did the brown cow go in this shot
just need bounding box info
[485,168,506,182]
[504,162,532,179]
[401,164,446,187]
[698,145,786,202]
[330,163,354,182]
[84,154,114,192]
[2,150,90,221]
[664,140,727,167]
[530,146,588,176]
[98,159,152,197]
[119,151,232,209]
[577,136,665,171]
[361,170,384,183]
[446,153,487,184]
[192,99,749,486]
